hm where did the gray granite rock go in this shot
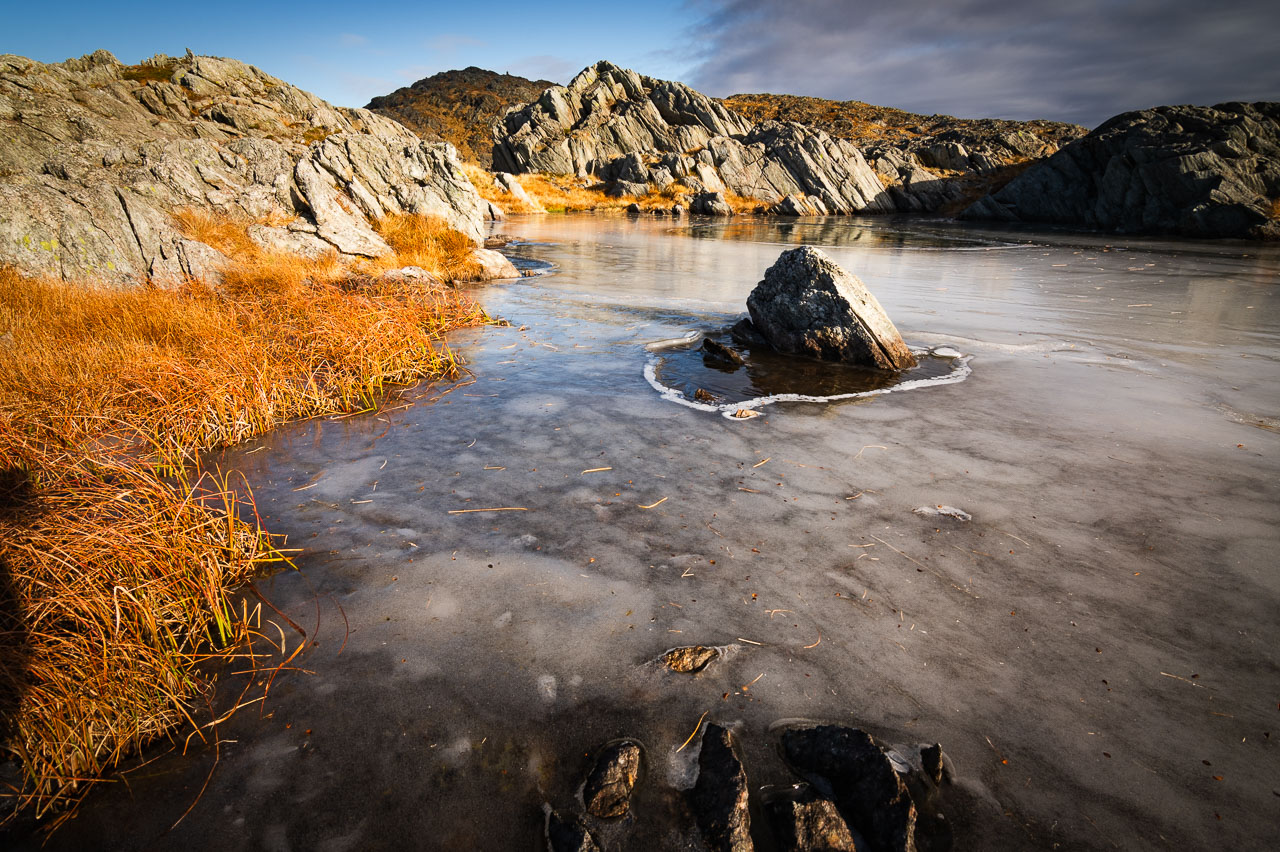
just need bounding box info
[692,191,734,216]
[470,248,519,280]
[745,247,916,369]
[492,60,752,176]
[961,101,1280,239]
[0,49,487,285]
[492,62,893,215]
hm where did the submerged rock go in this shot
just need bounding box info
[767,786,860,852]
[662,645,720,673]
[746,247,917,369]
[582,740,643,818]
[782,726,917,852]
[701,339,745,366]
[545,806,600,852]
[692,724,754,851]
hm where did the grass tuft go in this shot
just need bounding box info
[0,211,488,823]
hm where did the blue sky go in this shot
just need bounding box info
[4,0,1277,128]
[3,1,698,107]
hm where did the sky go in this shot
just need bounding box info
[4,0,1277,128]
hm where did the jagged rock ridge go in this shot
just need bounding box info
[720,92,1086,169]
[366,67,556,167]
[962,101,1280,239]
[0,49,486,285]
[492,61,894,215]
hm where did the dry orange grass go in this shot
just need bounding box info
[0,212,488,823]
[462,164,776,215]
[460,163,545,214]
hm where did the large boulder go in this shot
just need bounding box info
[961,101,1280,239]
[745,247,917,369]
[0,49,487,285]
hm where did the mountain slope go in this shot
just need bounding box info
[0,49,486,285]
[366,67,556,166]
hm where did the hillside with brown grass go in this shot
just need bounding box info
[720,92,1087,152]
[367,67,556,166]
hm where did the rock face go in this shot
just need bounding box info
[782,727,917,852]
[691,724,754,852]
[492,61,893,214]
[0,50,487,286]
[962,102,1280,239]
[582,740,643,818]
[365,67,556,167]
[720,92,1085,165]
[744,247,916,369]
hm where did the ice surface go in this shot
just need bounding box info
[32,215,1280,851]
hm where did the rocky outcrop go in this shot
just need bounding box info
[0,50,487,286]
[721,92,1085,163]
[961,101,1280,239]
[493,61,751,176]
[365,67,556,167]
[492,61,893,214]
[744,247,917,369]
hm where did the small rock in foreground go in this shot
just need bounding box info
[782,726,917,852]
[702,338,745,366]
[746,247,916,369]
[767,785,859,852]
[662,645,720,673]
[471,248,520,280]
[545,806,600,852]
[692,723,754,851]
[582,740,643,818]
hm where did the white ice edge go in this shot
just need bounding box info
[644,349,973,419]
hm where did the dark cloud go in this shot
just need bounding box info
[684,0,1280,127]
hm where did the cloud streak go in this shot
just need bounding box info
[684,0,1280,127]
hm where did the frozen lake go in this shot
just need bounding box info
[32,214,1280,850]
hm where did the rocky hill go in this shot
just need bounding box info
[962,102,1280,239]
[721,93,1086,168]
[366,67,556,167]
[0,50,486,286]
[492,61,895,215]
